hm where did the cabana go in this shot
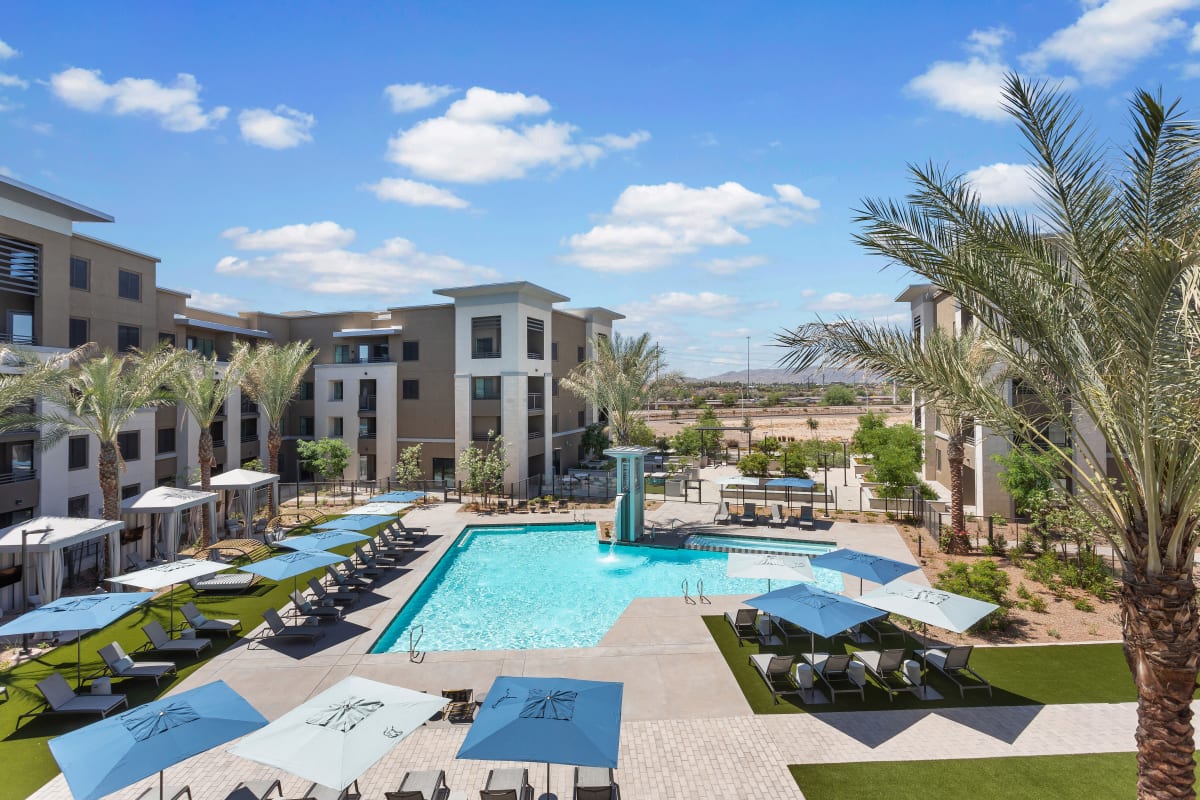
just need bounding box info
[0,516,124,610]
[120,487,217,563]
[192,468,280,536]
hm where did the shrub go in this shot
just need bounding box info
[1016,583,1032,600]
[1028,595,1048,613]
[1074,597,1095,612]
[736,452,770,477]
[1048,628,1062,639]
[935,560,1011,631]
[820,384,857,406]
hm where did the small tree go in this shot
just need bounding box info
[992,444,1064,517]
[627,418,656,447]
[851,410,889,454]
[820,385,857,406]
[720,392,737,407]
[460,431,508,505]
[580,423,611,460]
[394,443,424,489]
[757,436,780,456]
[297,438,352,481]
[781,441,808,476]
[806,416,819,439]
[737,452,771,477]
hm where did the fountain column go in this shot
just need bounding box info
[604,445,654,543]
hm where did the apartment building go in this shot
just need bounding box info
[0,176,618,527]
[898,283,1107,517]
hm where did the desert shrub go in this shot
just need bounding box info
[936,560,1011,631]
[737,452,770,477]
[1074,597,1095,612]
[1027,595,1048,613]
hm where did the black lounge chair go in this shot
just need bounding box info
[724,608,759,645]
[748,653,798,704]
[290,590,343,621]
[480,769,533,800]
[16,672,128,726]
[253,607,324,646]
[916,645,992,697]
[805,652,865,703]
[738,502,758,526]
[853,648,911,701]
[574,767,620,800]
[308,577,356,606]
[386,771,447,800]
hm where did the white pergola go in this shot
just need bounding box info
[192,468,279,533]
[0,516,125,609]
[120,486,218,562]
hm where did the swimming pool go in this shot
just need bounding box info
[686,534,834,556]
[371,523,840,653]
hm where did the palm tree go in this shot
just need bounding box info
[170,348,251,548]
[235,340,316,517]
[806,416,819,440]
[560,332,668,446]
[779,74,1200,797]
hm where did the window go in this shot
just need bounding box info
[121,483,141,500]
[526,317,544,359]
[334,344,351,363]
[936,448,943,471]
[402,379,419,400]
[299,381,314,401]
[69,317,89,348]
[472,315,501,358]
[432,457,454,484]
[186,335,215,357]
[212,421,224,447]
[578,410,585,428]
[9,310,33,344]
[117,324,140,352]
[331,417,343,437]
[473,376,499,400]
[69,257,89,290]
[117,431,140,461]
[331,381,344,401]
[67,495,89,518]
[402,340,419,361]
[118,269,141,301]
[553,414,559,433]
[358,417,377,438]
[552,378,559,397]
[299,417,314,436]
[551,342,558,361]
[8,442,32,475]
[0,233,40,297]
[241,418,258,442]
[156,428,175,455]
[158,333,176,347]
[68,436,88,470]
[577,345,586,363]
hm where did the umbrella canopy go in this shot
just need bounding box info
[716,476,759,487]
[726,553,815,592]
[458,676,622,769]
[239,550,346,582]
[50,680,266,800]
[348,502,411,515]
[745,582,884,639]
[229,676,447,791]
[276,530,370,552]
[809,548,921,587]
[314,514,393,532]
[858,579,999,634]
[107,559,226,591]
[764,477,816,489]
[369,490,426,503]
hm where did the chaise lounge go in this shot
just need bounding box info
[290,590,343,621]
[99,642,177,684]
[748,653,798,704]
[253,607,324,646]
[181,602,243,638]
[574,767,620,800]
[804,652,866,703]
[386,770,448,800]
[853,648,912,701]
[915,645,992,697]
[140,621,212,659]
[738,502,758,526]
[724,608,759,646]
[480,768,533,800]
[16,672,128,727]
[308,577,356,607]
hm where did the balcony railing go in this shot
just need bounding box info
[528,430,544,440]
[240,434,258,443]
[472,350,501,359]
[212,439,226,449]
[527,352,544,360]
[528,393,543,410]
[240,399,258,415]
[359,394,377,412]
[0,332,36,346]
[472,432,496,441]
[0,468,36,484]
[334,354,393,364]
[358,431,377,440]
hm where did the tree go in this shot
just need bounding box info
[560,332,672,446]
[720,392,737,407]
[170,348,250,547]
[992,444,1065,517]
[236,340,316,517]
[779,75,1200,796]
[580,423,611,460]
[757,436,780,456]
[297,438,352,481]
[459,431,508,504]
[820,385,856,405]
[737,452,770,477]
[626,418,656,447]
[764,391,785,408]
[851,410,889,454]
[394,443,424,489]
[806,416,819,439]
[781,441,808,477]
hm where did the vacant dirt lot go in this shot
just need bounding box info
[646,408,909,442]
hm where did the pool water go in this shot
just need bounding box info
[686,534,834,556]
[371,523,840,653]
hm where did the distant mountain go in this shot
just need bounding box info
[690,367,881,384]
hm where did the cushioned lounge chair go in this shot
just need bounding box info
[181,602,242,637]
[768,504,786,528]
[326,563,372,591]
[805,652,865,703]
[748,653,798,704]
[916,645,992,697]
[308,577,356,606]
[442,688,475,723]
[16,672,128,726]
[724,608,759,646]
[713,501,731,524]
[140,621,212,659]
[365,539,402,565]
[797,505,815,530]
[386,770,448,800]
[99,642,176,684]
[188,572,257,593]
[254,607,324,646]
[738,502,758,526]
[574,767,620,800]
[853,648,911,701]
[293,780,360,800]
[480,768,533,800]
[290,590,343,621]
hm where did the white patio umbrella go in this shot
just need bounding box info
[346,502,411,516]
[108,558,228,632]
[228,676,448,792]
[726,552,815,592]
[717,475,759,507]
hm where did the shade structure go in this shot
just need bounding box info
[716,476,759,487]
[314,514,393,532]
[726,553,814,592]
[276,530,370,551]
[369,490,426,503]
[764,477,816,489]
[107,558,228,633]
[858,579,999,634]
[746,582,884,640]
[50,680,267,800]
[229,676,448,791]
[0,516,124,607]
[809,548,921,592]
[192,468,280,534]
[239,550,345,582]
[121,487,218,561]
[347,502,410,515]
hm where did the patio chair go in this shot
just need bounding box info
[351,546,386,577]
[442,688,476,723]
[139,621,212,659]
[805,652,866,703]
[373,531,413,555]
[574,767,620,800]
[748,653,798,704]
[768,504,786,528]
[713,501,731,524]
[496,500,509,514]
[771,616,810,645]
[724,608,759,646]
[294,779,360,800]
[326,563,372,591]
[557,499,570,511]
[134,785,192,800]
[99,642,177,684]
[181,602,243,638]
[797,505,815,530]
[364,539,402,566]
[308,577,357,607]
[222,780,283,800]
[386,770,448,800]
[916,645,992,697]
[738,502,758,526]
[514,499,529,513]
[480,768,534,800]
[397,519,427,535]
[289,590,343,621]
[254,607,324,646]
[125,551,163,572]
[864,615,908,644]
[188,572,258,593]
[16,672,128,726]
[853,648,911,701]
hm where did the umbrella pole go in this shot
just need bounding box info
[159,769,164,800]
[77,634,82,688]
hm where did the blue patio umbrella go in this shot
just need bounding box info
[369,490,426,503]
[276,529,370,551]
[746,582,885,657]
[766,476,816,507]
[314,514,393,532]
[0,592,156,685]
[458,676,622,796]
[49,679,267,800]
[240,549,346,596]
[809,548,921,593]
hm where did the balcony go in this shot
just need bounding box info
[212,439,226,449]
[240,398,258,415]
[528,430,544,440]
[333,354,393,364]
[472,349,501,359]
[472,432,497,442]
[0,468,36,484]
[358,431,377,440]
[527,351,544,360]
[359,394,377,412]
[528,393,543,410]
[240,434,258,444]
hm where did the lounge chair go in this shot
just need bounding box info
[724,608,759,646]
[480,768,533,800]
[308,577,357,607]
[514,499,529,513]
[797,505,815,530]
[713,501,731,524]
[916,645,992,697]
[135,785,192,800]
[140,621,212,659]
[386,771,447,800]
[771,616,809,645]
[397,519,427,535]
[557,499,570,511]
[574,767,620,800]
[442,688,476,723]
[805,653,866,703]
[853,648,911,701]
[181,602,242,638]
[16,672,128,726]
[99,642,177,684]
[367,538,405,564]
[768,504,785,528]
[293,780,360,800]
[351,546,386,577]
[748,653,798,704]
[738,502,758,526]
[223,780,283,800]
[326,563,372,591]
[188,572,257,593]
[254,607,324,645]
[290,590,343,621]
[126,551,163,572]
[864,615,907,644]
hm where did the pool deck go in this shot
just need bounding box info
[28,499,1132,800]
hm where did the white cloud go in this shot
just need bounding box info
[906,37,1011,122]
[617,291,740,326]
[30,122,52,135]
[215,221,498,296]
[384,82,457,112]
[363,177,469,209]
[698,255,768,275]
[185,289,245,313]
[711,327,756,338]
[1191,21,1200,49]
[965,162,1040,205]
[48,67,228,132]
[0,74,27,89]
[0,166,15,178]
[1021,0,1195,84]
[967,26,1012,55]
[0,39,17,60]
[385,86,648,183]
[564,181,819,273]
[806,292,897,314]
[237,105,315,149]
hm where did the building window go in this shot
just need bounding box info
[156,428,175,454]
[551,342,558,361]
[70,257,90,290]
[117,431,140,461]
[331,417,343,437]
[577,345,586,363]
[241,418,258,442]
[68,436,88,470]
[473,377,499,400]
[0,233,40,297]
[553,414,559,433]
[936,448,943,471]
[212,421,224,447]
[331,381,344,401]
[472,316,501,358]
[118,270,142,301]
[578,410,585,428]
[299,381,314,401]
[69,317,89,348]
[121,483,141,500]
[299,417,315,436]
[67,495,89,518]
[159,333,176,347]
[402,379,419,400]
[526,317,545,360]
[117,324,141,352]
[186,335,215,357]
[552,378,559,397]
[402,340,419,361]
[358,417,377,438]
[432,457,454,483]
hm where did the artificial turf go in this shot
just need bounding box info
[790,753,1145,799]
[702,615,1141,714]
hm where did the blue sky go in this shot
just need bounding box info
[4,1,1200,376]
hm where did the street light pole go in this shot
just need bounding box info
[842,441,849,486]
[820,454,830,515]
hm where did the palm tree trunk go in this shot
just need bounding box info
[198,429,214,549]
[267,423,281,519]
[98,440,120,580]
[1122,566,1200,799]
[946,431,970,554]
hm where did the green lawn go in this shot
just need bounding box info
[790,753,1144,799]
[703,615,1140,714]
